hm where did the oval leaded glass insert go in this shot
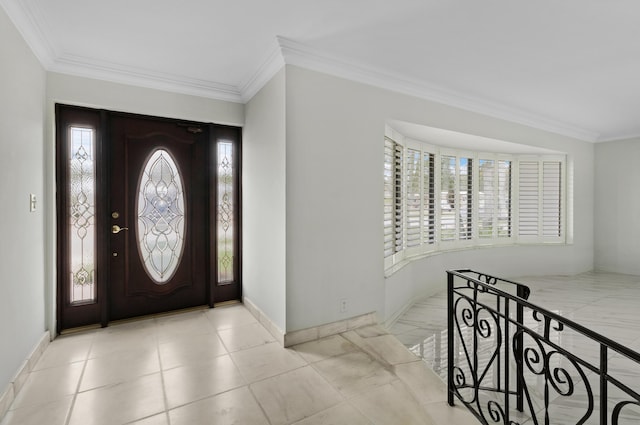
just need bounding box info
[136,149,186,284]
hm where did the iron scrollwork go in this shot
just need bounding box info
[447,269,640,425]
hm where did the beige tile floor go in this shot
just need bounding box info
[0,304,477,425]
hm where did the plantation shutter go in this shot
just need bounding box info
[440,155,456,241]
[459,157,473,240]
[423,152,435,244]
[383,138,396,257]
[497,160,512,238]
[393,144,403,252]
[518,159,563,240]
[478,159,495,239]
[542,161,562,237]
[518,161,540,236]
[384,130,565,272]
[405,149,421,248]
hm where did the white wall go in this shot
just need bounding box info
[0,6,46,391]
[594,138,640,274]
[44,73,245,333]
[243,69,287,332]
[284,65,594,331]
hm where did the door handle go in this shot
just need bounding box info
[112,225,129,234]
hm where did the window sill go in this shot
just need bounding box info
[384,240,570,278]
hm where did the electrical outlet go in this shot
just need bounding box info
[339,298,348,313]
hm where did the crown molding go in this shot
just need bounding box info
[51,53,244,103]
[239,40,286,103]
[0,0,56,68]
[596,131,640,143]
[277,37,600,143]
[0,0,606,140]
[1,0,246,103]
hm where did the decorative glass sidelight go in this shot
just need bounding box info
[217,141,234,283]
[136,149,185,284]
[69,127,96,303]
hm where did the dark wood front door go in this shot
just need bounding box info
[108,114,209,321]
[56,105,242,332]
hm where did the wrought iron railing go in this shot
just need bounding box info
[447,269,640,425]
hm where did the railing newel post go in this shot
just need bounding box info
[601,344,608,425]
[447,270,455,406]
[504,297,511,424]
[516,284,525,413]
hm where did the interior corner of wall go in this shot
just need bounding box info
[243,296,285,346]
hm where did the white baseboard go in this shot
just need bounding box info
[383,293,428,329]
[283,312,377,347]
[242,297,378,348]
[0,331,50,421]
[243,296,285,346]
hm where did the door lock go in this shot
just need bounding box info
[112,225,129,234]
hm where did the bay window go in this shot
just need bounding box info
[384,130,566,272]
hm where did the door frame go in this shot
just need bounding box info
[55,105,242,333]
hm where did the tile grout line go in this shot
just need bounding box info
[245,384,274,425]
[159,326,246,414]
[63,331,95,425]
[301,351,358,422]
[153,318,172,425]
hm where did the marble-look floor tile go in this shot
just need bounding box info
[158,332,227,370]
[393,360,447,405]
[2,302,459,425]
[11,362,83,409]
[33,333,93,371]
[168,387,269,425]
[312,351,396,398]
[291,402,371,425]
[163,354,245,408]
[292,334,359,364]
[344,327,419,366]
[128,413,169,425]
[350,380,434,425]
[217,322,275,352]
[80,346,160,391]
[423,401,480,425]
[0,396,72,425]
[69,373,165,425]
[351,325,388,338]
[155,311,213,343]
[250,366,343,424]
[204,304,257,331]
[89,324,157,359]
[230,342,307,383]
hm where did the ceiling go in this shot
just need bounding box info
[3,0,640,142]
[388,120,562,154]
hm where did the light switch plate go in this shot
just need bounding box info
[29,194,36,212]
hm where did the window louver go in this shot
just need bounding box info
[384,133,565,272]
[423,152,435,244]
[478,159,495,239]
[497,160,512,238]
[406,149,421,248]
[384,138,403,257]
[518,161,540,236]
[543,161,562,237]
